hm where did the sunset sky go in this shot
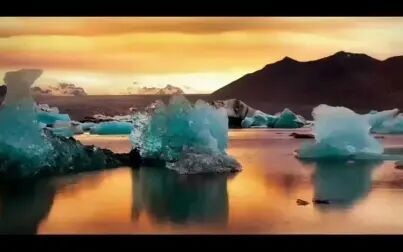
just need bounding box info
[1,17,403,94]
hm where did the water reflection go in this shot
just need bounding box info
[0,172,105,234]
[0,179,56,234]
[132,167,231,226]
[300,160,383,209]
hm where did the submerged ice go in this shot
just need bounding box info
[130,95,241,174]
[295,104,384,159]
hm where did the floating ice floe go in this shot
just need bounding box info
[366,109,403,134]
[212,99,307,128]
[295,104,384,160]
[90,121,133,135]
[0,69,140,179]
[36,111,71,126]
[130,95,241,174]
[240,108,306,128]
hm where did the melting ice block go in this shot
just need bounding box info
[0,69,55,175]
[273,108,305,128]
[90,121,133,135]
[240,108,305,128]
[295,104,384,159]
[130,95,241,174]
[36,111,71,125]
[0,69,139,178]
[366,109,403,134]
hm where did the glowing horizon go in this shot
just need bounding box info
[1,17,403,95]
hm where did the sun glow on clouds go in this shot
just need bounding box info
[1,17,403,94]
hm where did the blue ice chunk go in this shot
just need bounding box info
[266,114,278,127]
[366,109,403,134]
[90,121,133,135]
[240,109,305,128]
[273,108,304,128]
[295,104,384,159]
[366,109,398,130]
[241,111,277,128]
[241,117,254,128]
[0,70,55,176]
[130,95,241,174]
[36,111,71,125]
[0,69,126,178]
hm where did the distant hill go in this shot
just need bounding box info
[135,84,184,95]
[211,51,403,117]
[33,83,87,96]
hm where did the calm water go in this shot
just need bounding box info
[2,129,403,234]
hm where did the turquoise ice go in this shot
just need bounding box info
[296,104,384,159]
[0,69,126,178]
[240,108,305,128]
[273,108,305,128]
[36,111,71,125]
[130,95,241,174]
[90,121,133,135]
[366,109,403,134]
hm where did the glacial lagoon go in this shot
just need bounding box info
[2,129,403,234]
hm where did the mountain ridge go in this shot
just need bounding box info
[211,51,403,116]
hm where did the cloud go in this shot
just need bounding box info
[0,17,401,37]
[33,83,87,96]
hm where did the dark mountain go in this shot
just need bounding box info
[211,51,403,118]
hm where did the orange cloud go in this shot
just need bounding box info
[0,17,403,94]
[0,17,401,37]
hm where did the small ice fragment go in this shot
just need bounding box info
[90,121,133,135]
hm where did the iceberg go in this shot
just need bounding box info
[366,108,398,129]
[366,109,403,134]
[372,114,403,134]
[36,111,71,126]
[273,108,305,128]
[212,99,306,129]
[0,69,140,179]
[130,95,241,174]
[295,104,384,159]
[240,108,306,129]
[89,121,133,135]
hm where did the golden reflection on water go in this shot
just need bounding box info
[2,130,403,234]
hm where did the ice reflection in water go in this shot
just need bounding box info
[132,167,232,226]
[300,159,383,209]
[0,180,56,234]
[0,173,104,234]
